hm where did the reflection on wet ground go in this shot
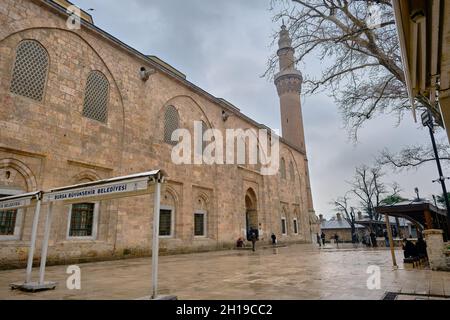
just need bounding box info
[0,243,449,300]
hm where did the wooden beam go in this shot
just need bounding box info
[385,214,398,268]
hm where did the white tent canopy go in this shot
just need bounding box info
[2,170,166,297]
[43,170,163,203]
[0,191,41,210]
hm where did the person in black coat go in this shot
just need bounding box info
[415,235,428,258]
[402,238,417,258]
[249,229,258,252]
[370,231,377,247]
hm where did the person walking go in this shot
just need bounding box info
[416,235,428,259]
[334,233,339,248]
[316,233,322,247]
[383,230,390,247]
[250,229,258,252]
[321,231,326,246]
[370,230,377,247]
[271,233,277,246]
[402,238,417,258]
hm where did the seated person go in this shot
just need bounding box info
[236,237,244,248]
[402,238,417,259]
[415,235,428,258]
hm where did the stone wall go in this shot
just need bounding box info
[321,229,363,243]
[424,229,450,271]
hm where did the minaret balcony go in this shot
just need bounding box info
[274,70,303,95]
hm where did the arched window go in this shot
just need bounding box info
[83,71,109,123]
[160,189,177,237]
[289,162,295,181]
[194,196,208,237]
[164,105,179,145]
[10,40,49,102]
[293,209,300,234]
[280,158,286,179]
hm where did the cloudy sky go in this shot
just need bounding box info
[73,0,446,218]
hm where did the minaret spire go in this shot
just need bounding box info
[274,24,306,151]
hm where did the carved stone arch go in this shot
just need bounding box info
[245,187,258,234]
[161,184,179,208]
[1,27,125,109]
[72,170,102,183]
[238,128,268,169]
[158,95,217,154]
[1,27,126,146]
[160,95,215,132]
[292,206,298,217]
[255,131,271,167]
[166,95,214,128]
[245,187,257,210]
[282,148,306,203]
[195,191,210,211]
[0,158,38,192]
[0,18,61,42]
[282,205,289,217]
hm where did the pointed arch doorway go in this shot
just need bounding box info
[245,188,258,240]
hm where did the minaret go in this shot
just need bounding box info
[274,24,306,150]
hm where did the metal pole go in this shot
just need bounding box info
[26,198,42,284]
[384,214,397,268]
[428,124,450,236]
[39,202,53,284]
[151,177,161,299]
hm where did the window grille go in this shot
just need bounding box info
[10,40,49,101]
[159,209,172,236]
[0,210,17,236]
[83,71,109,123]
[281,218,287,235]
[69,203,95,237]
[194,213,205,236]
[164,106,179,145]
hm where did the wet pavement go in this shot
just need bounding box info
[0,243,449,300]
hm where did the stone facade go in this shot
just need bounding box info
[0,0,317,269]
[424,229,450,271]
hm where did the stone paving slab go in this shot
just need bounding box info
[0,244,448,300]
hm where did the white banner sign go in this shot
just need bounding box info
[0,198,31,210]
[43,179,149,203]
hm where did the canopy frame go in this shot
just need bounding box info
[3,170,168,297]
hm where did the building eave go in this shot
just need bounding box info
[392,0,416,119]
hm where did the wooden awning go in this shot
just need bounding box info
[375,200,448,238]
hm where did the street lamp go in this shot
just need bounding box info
[421,109,450,236]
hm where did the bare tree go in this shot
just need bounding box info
[377,143,450,171]
[332,194,356,237]
[267,0,414,140]
[350,165,386,221]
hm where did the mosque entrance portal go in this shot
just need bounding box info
[245,188,258,240]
